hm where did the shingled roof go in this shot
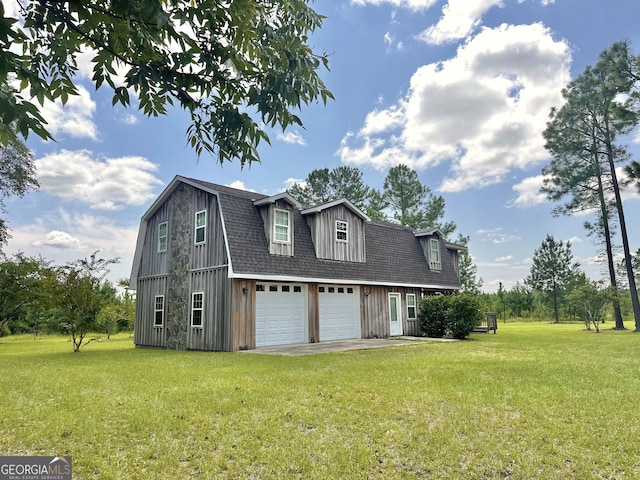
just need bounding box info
[185,177,461,290]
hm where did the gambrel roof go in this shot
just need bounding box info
[131,176,461,290]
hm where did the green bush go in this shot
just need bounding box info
[446,295,484,339]
[418,294,484,339]
[417,295,449,338]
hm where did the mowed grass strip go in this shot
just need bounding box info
[1,323,639,479]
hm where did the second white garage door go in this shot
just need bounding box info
[319,285,361,341]
[256,283,307,347]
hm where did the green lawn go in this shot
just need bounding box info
[1,323,639,479]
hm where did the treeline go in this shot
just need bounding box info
[0,251,133,351]
[480,282,638,331]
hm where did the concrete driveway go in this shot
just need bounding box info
[240,337,456,356]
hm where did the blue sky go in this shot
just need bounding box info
[4,0,640,292]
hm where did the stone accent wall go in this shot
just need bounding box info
[166,184,191,350]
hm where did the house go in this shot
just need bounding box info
[129,176,463,351]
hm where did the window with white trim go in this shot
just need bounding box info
[154,295,164,326]
[195,210,206,244]
[429,238,441,271]
[407,294,417,320]
[191,292,204,327]
[158,222,168,252]
[274,209,290,243]
[336,220,348,242]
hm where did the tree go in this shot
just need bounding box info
[567,280,615,333]
[0,253,49,336]
[625,160,640,191]
[506,282,535,319]
[456,235,483,294]
[542,41,640,330]
[1,1,333,166]
[525,235,581,323]
[54,252,119,352]
[288,166,371,209]
[383,164,456,234]
[0,135,38,249]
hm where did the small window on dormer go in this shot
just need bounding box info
[336,220,348,242]
[274,209,290,243]
[430,238,441,271]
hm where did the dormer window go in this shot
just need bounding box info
[274,209,290,243]
[429,238,441,271]
[336,220,348,242]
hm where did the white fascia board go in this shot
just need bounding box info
[253,192,302,209]
[300,198,371,222]
[229,272,460,290]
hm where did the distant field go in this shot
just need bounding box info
[1,323,639,479]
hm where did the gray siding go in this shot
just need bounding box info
[360,286,422,338]
[306,205,366,263]
[258,200,295,256]
[188,268,232,351]
[134,276,167,347]
[135,182,232,351]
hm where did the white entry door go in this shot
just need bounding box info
[389,293,403,336]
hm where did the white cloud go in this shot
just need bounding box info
[6,212,139,284]
[35,150,162,210]
[283,177,304,189]
[225,180,256,192]
[31,230,87,251]
[495,255,513,262]
[351,0,439,9]
[277,130,307,146]
[39,85,97,140]
[477,228,522,244]
[510,175,548,207]
[565,236,582,244]
[338,23,571,192]
[120,114,138,125]
[418,0,504,45]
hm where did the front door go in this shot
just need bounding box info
[389,293,403,336]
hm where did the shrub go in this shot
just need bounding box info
[418,295,449,338]
[446,295,484,339]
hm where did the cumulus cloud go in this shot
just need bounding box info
[351,0,439,9]
[477,228,522,244]
[277,130,307,146]
[495,255,513,262]
[35,150,163,210]
[417,0,503,45]
[31,230,87,250]
[338,23,571,193]
[39,85,97,140]
[510,175,548,207]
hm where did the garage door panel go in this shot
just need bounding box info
[319,285,361,341]
[256,284,306,347]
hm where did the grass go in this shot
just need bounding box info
[1,323,640,479]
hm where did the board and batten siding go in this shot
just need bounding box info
[188,267,232,351]
[135,182,233,351]
[306,205,366,263]
[134,276,167,347]
[360,286,422,338]
[257,200,295,256]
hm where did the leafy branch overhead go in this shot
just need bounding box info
[0,0,334,166]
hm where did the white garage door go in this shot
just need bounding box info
[256,283,307,347]
[319,285,361,341]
